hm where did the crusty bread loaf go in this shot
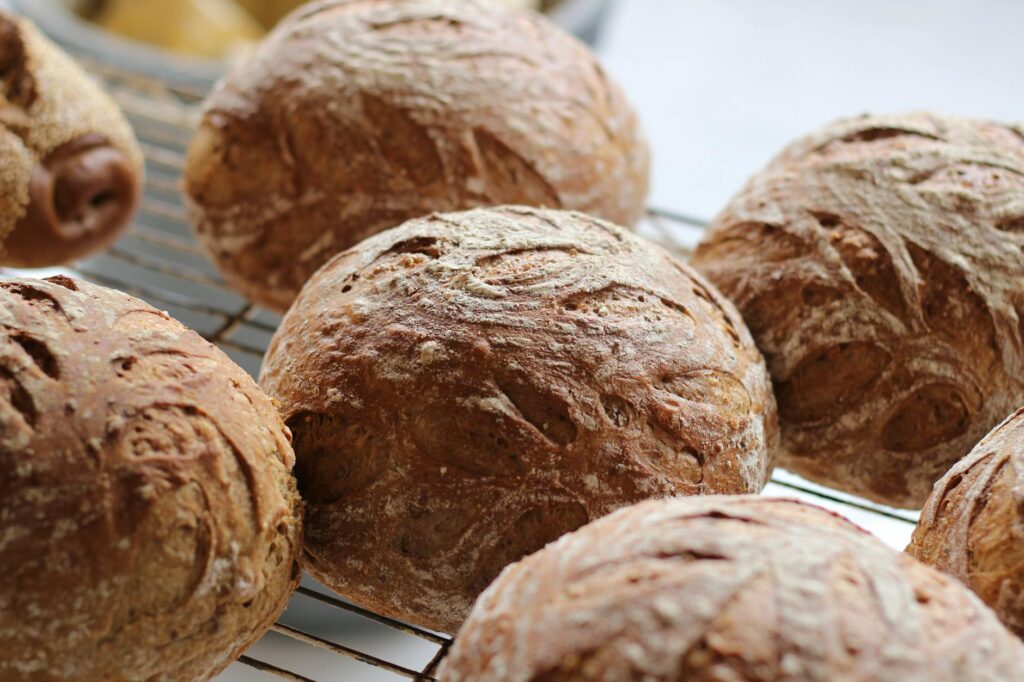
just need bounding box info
[691,112,1024,508]
[909,407,1024,637]
[184,0,649,311]
[0,277,302,681]
[259,206,777,633]
[441,495,1024,681]
[0,12,142,267]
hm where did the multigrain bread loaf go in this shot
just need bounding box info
[691,112,1024,508]
[0,277,302,681]
[909,407,1024,637]
[259,206,777,633]
[0,12,142,267]
[185,0,649,311]
[441,495,1024,681]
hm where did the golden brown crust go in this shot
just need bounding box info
[185,0,649,311]
[0,277,302,682]
[692,112,1024,508]
[259,206,777,633]
[908,407,1024,637]
[0,13,143,266]
[441,496,1024,682]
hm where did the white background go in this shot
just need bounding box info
[601,0,1024,220]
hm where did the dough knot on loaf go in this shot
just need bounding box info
[260,206,777,633]
[0,277,301,682]
[442,495,1024,682]
[693,112,1024,508]
[0,12,142,267]
[185,0,649,311]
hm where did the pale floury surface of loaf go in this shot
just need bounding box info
[0,12,142,264]
[441,496,1024,681]
[259,206,777,633]
[185,0,650,311]
[692,112,1024,508]
[0,277,302,681]
[909,407,1024,637]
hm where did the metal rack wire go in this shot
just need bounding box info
[8,51,921,681]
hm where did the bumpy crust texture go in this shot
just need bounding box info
[260,206,777,633]
[691,112,1024,508]
[0,13,143,266]
[0,277,302,682]
[185,0,650,311]
[908,407,1024,637]
[441,495,1024,682]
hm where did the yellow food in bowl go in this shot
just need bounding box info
[83,0,542,60]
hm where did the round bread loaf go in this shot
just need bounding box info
[184,0,649,311]
[909,407,1024,637]
[259,206,777,633]
[0,12,142,267]
[0,276,302,681]
[691,112,1024,508]
[441,495,1024,681]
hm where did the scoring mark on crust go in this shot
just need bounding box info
[688,277,741,348]
[288,411,387,504]
[817,211,906,319]
[0,364,36,427]
[836,126,942,145]
[907,242,997,364]
[996,216,1024,234]
[11,334,59,379]
[777,342,890,424]
[600,393,636,428]
[694,221,808,265]
[881,383,970,452]
[472,500,589,593]
[383,235,441,259]
[473,128,560,207]
[0,15,37,110]
[45,275,78,291]
[496,374,577,447]
[362,94,442,186]
[411,398,527,476]
[0,282,65,317]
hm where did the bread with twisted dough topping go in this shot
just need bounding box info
[442,495,1024,681]
[259,206,776,633]
[692,112,1024,508]
[0,276,301,681]
[0,12,142,267]
[185,0,649,311]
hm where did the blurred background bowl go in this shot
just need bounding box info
[7,0,612,90]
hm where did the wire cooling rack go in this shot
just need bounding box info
[7,51,922,682]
